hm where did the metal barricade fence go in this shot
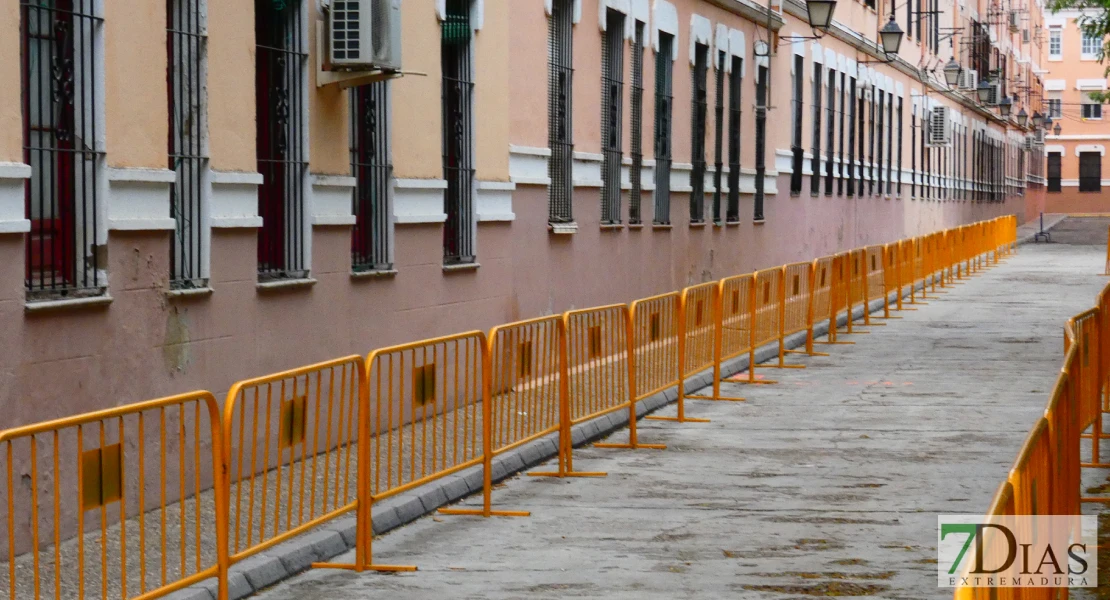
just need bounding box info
[678,282,746,410]
[629,293,681,404]
[0,392,227,600]
[863,245,889,320]
[719,274,760,384]
[223,357,365,568]
[809,257,834,348]
[781,262,816,357]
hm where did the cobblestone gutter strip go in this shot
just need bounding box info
[167,284,928,600]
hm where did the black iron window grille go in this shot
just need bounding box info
[1079,152,1101,193]
[443,0,476,263]
[847,77,856,197]
[548,0,574,225]
[22,0,105,300]
[351,81,393,272]
[875,90,884,195]
[168,0,208,289]
[629,21,645,225]
[1047,152,1061,193]
[810,64,822,196]
[837,73,845,197]
[824,70,835,196]
[690,43,709,223]
[255,0,308,281]
[789,55,804,195]
[896,97,903,195]
[601,10,625,225]
[753,64,767,221]
[886,94,894,195]
[726,56,742,223]
[857,91,865,198]
[923,110,930,200]
[653,33,674,225]
[712,50,725,224]
[910,104,916,198]
[868,90,876,196]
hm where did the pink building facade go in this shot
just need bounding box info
[0,0,1044,428]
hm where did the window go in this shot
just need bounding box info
[168,0,208,289]
[886,95,894,195]
[1082,31,1101,59]
[911,103,916,198]
[896,97,903,195]
[351,82,392,272]
[1079,152,1102,192]
[654,33,674,224]
[1083,101,1103,120]
[1047,152,1061,192]
[837,74,845,196]
[754,65,768,221]
[22,0,105,299]
[547,0,574,225]
[629,21,645,224]
[789,55,804,195]
[690,43,709,223]
[1047,98,1062,119]
[857,86,866,198]
[811,64,822,196]
[824,68,835,196]
[847,77,856,197]
[443,0,476,263]
[726,56,742,223]
[712,50,726,223]
[601,10,625,225]
[1049,28,1062,59]
[868,90,876,195]
[876,90,884,195]
[256,0,308,281]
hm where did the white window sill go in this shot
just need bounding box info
[351,269,398,280]
[443,262,480,273]
[165,286,214,299]
[25,294,113,314]
[257,278,317,292]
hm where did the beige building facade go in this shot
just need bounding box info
[0,0,1044,428]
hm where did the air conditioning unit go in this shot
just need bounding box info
[1009,11,1020,33]
[928,106,953,146]
[1023,135,1034,150]
[1034,129,1046,145]
[327,0,402,71]
[1022,29,1030,44]
[987,82,1001,105]
[959,69,978,91]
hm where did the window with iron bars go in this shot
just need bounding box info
[857,89,866,198]
[712,50,725,224]
[168,0,208,290]
[911,104,916,198]
[22,0,106,300]
[810,64,822,196]
[600,10,625,225]
[885,94,893,195]
[351,82,393,272]
[1079,152,1102,192]
[824,68,835,196]
[443,0,476,263]
[847,77,856,197]
[875,90,884,195]
[256,0,308,281]
[654,33,674,225]
[629,21,645,225]
[896,96,903,195]
[690,43,709,224]
[1047,152,1061,192]
[789,55,803,195]
[868,90,876,195]
[547,0,574,225]
[726,56,742,223]
[837,73,845,196]
[753,64,768,221]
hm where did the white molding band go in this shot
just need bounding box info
[311,174,357,226]
[210,170,264,229]
[545,0,582,24]
[0,162,31,234]
[509,144,552,186]
[1044,145,1065,154]
[106,167,177,231]
[394,178,448,224]
[1075,144,1106,156]
[599,0,635,38]
[652,0,679,60]
[1077,78,1108,91]
[476,181,516,222]
[438,0,485,29]
[689,13,712,66]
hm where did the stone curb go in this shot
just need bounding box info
[165,280,935,600]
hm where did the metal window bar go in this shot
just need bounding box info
[923,110,930,200]
[443,0,476,263]
[653,33,674,225]
[712,50,725,224]
[911,104,916,198]
[351,81,393,271]
[22,0,105,300]
[168,0,207,289]
[847,77,856,197]
[857,92,865,198]
[789,55,803,195]
[600,10,625,225]
[837,73,845,196]
[726,56,742,222]
[886,94,894,195]
[628,21,645,224]
[547,0,574,224]
[810,65,822,196]
[753,65,767,221]
[876,90,884,195]
[689,43,708,224]
[897,97,903,195]
[256,0,308,281]
[867,91,875,195]
[824,69,835,196]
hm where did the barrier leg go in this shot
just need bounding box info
[314,500,419,572]
[729,344,779,384]
[764,336,806,368]
[685,317,749,401]
[530,405,607,477]
[595,401,669,449]
[785,327,829,356]
[646,385,714,422]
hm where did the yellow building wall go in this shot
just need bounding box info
[105,0,168,169]
[0,2,19,163]
[206,0,256,173]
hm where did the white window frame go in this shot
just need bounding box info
[1048,28,1062,60]
[1081,30,1101,60]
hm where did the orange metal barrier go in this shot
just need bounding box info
[223,357,371,571]
[719,274,761,384]
[808,257,835,348]
[0,392,227,600]
[676,282,746,413]
[781,261,825,356]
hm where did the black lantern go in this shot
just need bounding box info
[1016,107,1028,126]
[879,14,904,55]
[998,96,1012,117]
[806,0,837,30]
[943,57,962,86]
[976,80,993,103]
[1053,122,1062,136]
[1032,111,1044,127]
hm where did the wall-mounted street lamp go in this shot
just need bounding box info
[1032,111,1044,127]
[1053,122,1062,136]
[976,80,993,103]
[806,0,837,30]
[943,57,962,87]
[998,96,1012,117]
[878,13,904,55]
[1016,107,1028,126]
